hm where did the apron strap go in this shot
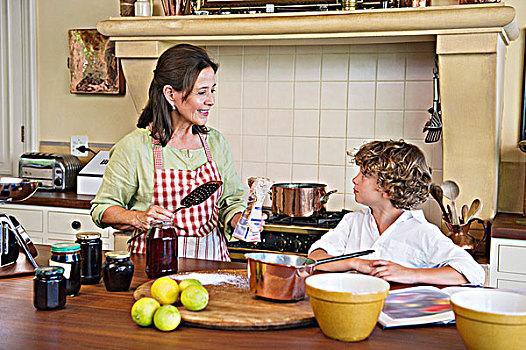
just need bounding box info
[198,133,213,162]
[152,138,164,171]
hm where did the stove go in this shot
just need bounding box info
[227,209,350,261]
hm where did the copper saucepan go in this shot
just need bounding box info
[245,250,375,301]
[271,183,337,218]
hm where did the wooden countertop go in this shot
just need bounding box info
[491,213,526,240]
[0,245,467,349]
[9,190,94,210]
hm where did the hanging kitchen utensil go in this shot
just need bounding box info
[442,180,460,225]
[423,55,442,143]
[127,180,223,245]
[246,250,375,301]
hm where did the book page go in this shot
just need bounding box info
[378,286,455,328]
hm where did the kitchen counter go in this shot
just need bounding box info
[10,190,94,209]
[0,245,467,349]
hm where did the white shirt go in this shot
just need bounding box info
[308,208,485,285]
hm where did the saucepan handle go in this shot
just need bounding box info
[314,249,375,268]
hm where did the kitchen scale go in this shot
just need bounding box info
[0,177,40,271]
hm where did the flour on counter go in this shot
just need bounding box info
[175,272,248,289]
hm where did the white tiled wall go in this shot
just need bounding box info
[205,42,443,225]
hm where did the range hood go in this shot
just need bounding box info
[98,4,518,220]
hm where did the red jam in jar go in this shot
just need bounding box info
[33,266,67,310]
[102,251,134,292]
[49,243,81,297]
[75,232,102,285]
[145,222,178,279]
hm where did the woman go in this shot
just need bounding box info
[91,44,246,261]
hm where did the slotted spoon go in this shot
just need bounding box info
[127,181,222,244]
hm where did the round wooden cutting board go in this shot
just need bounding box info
[134,269,315,330]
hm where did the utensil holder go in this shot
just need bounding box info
[443,218,489,258]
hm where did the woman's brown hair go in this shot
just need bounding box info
[351,140,432,209]
[137,44,218,146]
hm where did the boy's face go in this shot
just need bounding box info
[352,169,389,206]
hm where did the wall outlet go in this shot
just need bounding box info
[71,136,88,157]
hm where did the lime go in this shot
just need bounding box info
[151,277,180,305]
[131,297,160,327]
[180,285,209,311]
[153,305,181,332]
[179,279,202,291]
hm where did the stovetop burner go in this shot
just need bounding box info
[265,209,351,229]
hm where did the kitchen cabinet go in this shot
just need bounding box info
[1,203,114,250]
[489,213,526,288]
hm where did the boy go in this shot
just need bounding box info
[308,140,485,285]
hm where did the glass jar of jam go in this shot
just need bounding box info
[145,221,178,279]
[33,266,67,311]
[75,232,102,285]
[102,251,134,292]
[49,242,81,297]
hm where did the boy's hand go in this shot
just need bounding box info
[369,260,416,284]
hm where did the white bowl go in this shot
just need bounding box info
[450,290,526,350]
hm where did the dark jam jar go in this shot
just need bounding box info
[33,266,66,311]
[102,251,134,292]
[145,222,178,279]
[75,232,102,285]
[49,243,81,297]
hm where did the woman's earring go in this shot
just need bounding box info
[171,104,177,111]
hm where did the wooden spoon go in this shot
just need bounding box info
[466,199,482,223]
[461,204,469,224]
[442,180,460,225]
[430,184,451,223]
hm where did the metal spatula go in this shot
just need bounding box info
[424,56,442,144]
[127,180,222,245]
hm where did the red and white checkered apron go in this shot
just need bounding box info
[130,134,230,261]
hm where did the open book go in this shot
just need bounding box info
[378,286,459,329]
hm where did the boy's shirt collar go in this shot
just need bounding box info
[366,207,427,224]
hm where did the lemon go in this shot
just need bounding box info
[179,279,202,291]
[153,305,181,332]
[180,285,209,311]
[131,297,160,327]
[151,277,180,305]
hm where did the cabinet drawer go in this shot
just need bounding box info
[47,211,108,238]
[498,245,526,275]
[0,208,43,232]
[496,279,526,289]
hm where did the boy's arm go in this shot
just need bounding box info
[369,260,468,285]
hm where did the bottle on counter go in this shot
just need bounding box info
[102,251,134,292]
[49,243,81,297]
[33,266,67,311]
[145,221,178,279]
[134,0,153,16]
[75,232,103,285]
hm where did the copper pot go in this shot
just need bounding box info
[245,250,374,301]
[271,183,337,217]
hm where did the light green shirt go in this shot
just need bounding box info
[90,127,246,239]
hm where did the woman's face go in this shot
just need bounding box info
[174,67,216,127]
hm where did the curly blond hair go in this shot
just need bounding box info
[350,140,432,210]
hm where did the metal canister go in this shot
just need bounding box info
[75,232,103,285]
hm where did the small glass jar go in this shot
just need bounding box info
[75,232,102,285]
[33,266,67,311]
[49,243,81,297]
[102,251,134,292]
[145,221,178,279]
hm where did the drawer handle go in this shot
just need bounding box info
[71,220,81,230]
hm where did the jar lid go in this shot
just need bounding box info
[105,250,131,259]
[76,232,101,240]
[51,242,81,252]
[35,266,64,277]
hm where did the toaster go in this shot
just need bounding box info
[19,153,82,191]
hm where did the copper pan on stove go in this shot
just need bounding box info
[271,183,337,217]
[245,250,374,301]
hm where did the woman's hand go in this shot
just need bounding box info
[369,260,416,284]
[132,205,175,231]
